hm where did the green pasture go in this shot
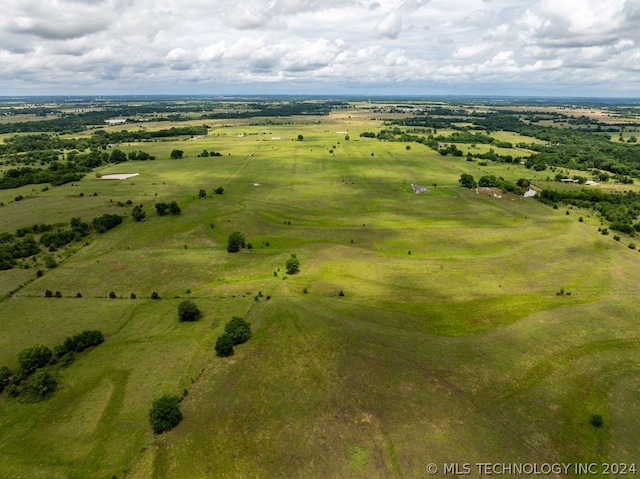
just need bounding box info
[1,111,640,478]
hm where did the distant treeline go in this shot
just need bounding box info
[538,188,640,234]
[0,126,208,155]
[385,111,640,179]
[0,214,123,270]
[201,101,344,119]
[0,100,346,134]
[0,162,88,189]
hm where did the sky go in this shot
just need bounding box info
[1,0,639,97]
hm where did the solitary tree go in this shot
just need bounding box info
[214,186,224,195]
[198,189,206,199]
[149,394,183,434]
[170,149,184,159]
[285,254,300,275]
[297,134,304,141]
[178,300,202,322]
[227,231,246,253]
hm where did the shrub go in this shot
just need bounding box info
[151,291,160,299]
[178,300,202,322]
[215,333,234,357]
[18,344,53,373]
[0,365,12,393]
[109,291,116,298]
[224,317,251,345]
[45,289,53,298]
[285,254,300,275]
[92,214,123,233]
[214,186,224,195]
[590,414,603,428]
[132,205,146,222]
[227,231,246,253]
[149,394,183,434]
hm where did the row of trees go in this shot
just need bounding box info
[0,330,104,402]
[458,174,528,196]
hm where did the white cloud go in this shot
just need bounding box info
[0,0,638,95]
[375,10,403,39]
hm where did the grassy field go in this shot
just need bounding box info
[1,108,640,478]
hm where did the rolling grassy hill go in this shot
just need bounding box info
[1,110,639,478]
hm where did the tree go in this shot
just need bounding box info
[18,344,53,373]
[92,213,123,233]
[178,300,202,322]
[155,202,169,216]
[168,201,181,215]
[227,231,246,253]
[459,173,477,189]
[149,394,183,434]
[224,317,251,345]
[590,414,603,427]
[297,134,304,141]
[215,333,234,357]
[478,175,499,187]
[214,186,224,195]
[170,149,184,159]
[109,149,127,164]
[198,189,206,199]
[132,205,146,222]
[516,178,531,188]
[285,254,300,274]
[23,370,57,402]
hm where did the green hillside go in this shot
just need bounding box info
[1,101,639,478]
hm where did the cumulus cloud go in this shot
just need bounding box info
[374,0,430,39]
[375,10,403,39]
[0,0,638,95]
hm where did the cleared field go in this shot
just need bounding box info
[1,110,639,478]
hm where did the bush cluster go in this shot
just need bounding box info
[215,317,252,357]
